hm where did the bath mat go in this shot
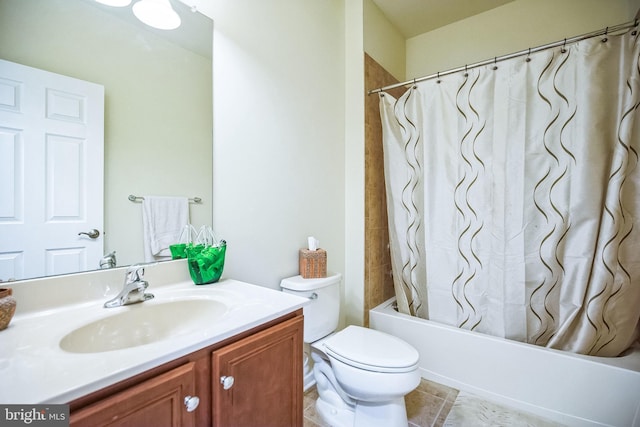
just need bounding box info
[443,391,564,427]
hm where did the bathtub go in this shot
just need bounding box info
[370,298,640,427]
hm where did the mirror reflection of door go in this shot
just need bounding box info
[0,59,104,281]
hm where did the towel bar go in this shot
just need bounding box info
[128,195,202,203]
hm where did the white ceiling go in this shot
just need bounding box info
[371,0,515,38]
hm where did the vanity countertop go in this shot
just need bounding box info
[0,277,307,404]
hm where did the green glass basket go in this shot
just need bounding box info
[169,243,188,260]
[186,241,226,285]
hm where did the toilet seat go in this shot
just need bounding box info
[322,326,419,373]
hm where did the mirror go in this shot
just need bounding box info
[0,0,213,281]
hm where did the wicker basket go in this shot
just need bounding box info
[0,288,16,331]
[299,249,327,279]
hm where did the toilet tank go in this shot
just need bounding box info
[280,273,342,343]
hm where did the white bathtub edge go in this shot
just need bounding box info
[370,298,640,427]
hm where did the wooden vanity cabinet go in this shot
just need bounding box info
[69,310,303,427]
[212,313,303,426]
[70,362,199,427]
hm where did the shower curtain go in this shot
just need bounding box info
[380,30,640,356]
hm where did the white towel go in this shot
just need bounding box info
[142,196,189,262]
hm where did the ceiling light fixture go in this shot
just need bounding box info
[95,0,132,6]
[132,0,181,30]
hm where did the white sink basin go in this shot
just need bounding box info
[59,299,228,353]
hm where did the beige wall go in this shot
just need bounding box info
[407,0,640,79]
[344,0,367,326]
[203,1,349,301]
[0,0,213,267]
[363,0,406,82]
[199,0,370,326]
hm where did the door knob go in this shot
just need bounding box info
[183,395,199,412]
[78,229,100,239]
[220,375,234,390]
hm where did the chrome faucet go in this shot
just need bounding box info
[99,251,117,269]
[104,265,155,308]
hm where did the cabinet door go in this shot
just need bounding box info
[212,315,303,427]
[70,362,198,427]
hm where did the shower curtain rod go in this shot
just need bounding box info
[368,19,638,95]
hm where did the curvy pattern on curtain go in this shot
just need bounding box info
[380,30,640,356]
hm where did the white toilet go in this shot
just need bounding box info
[280,273,421,427]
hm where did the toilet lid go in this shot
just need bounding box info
[322,326,419,373]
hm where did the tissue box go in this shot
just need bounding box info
[299,249,327,279]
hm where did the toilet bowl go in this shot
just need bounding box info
[280,274,420,427]
[311,326,421,427]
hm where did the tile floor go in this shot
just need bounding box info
[303,378,562,427]
[303,378,458,427]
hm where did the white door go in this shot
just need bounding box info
[0,59,104,281]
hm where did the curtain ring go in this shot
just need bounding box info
[602,27,608,43]
[492,57,498,70]
[464,64,468,77]
[437,72,441,84]
[412,78,417,89]
[526,48,532,62]
[561,38,567,53]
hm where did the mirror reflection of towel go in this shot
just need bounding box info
[142,196,189,262]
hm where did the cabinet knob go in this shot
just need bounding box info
[184,395,200,412]
[220,375,235,390]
